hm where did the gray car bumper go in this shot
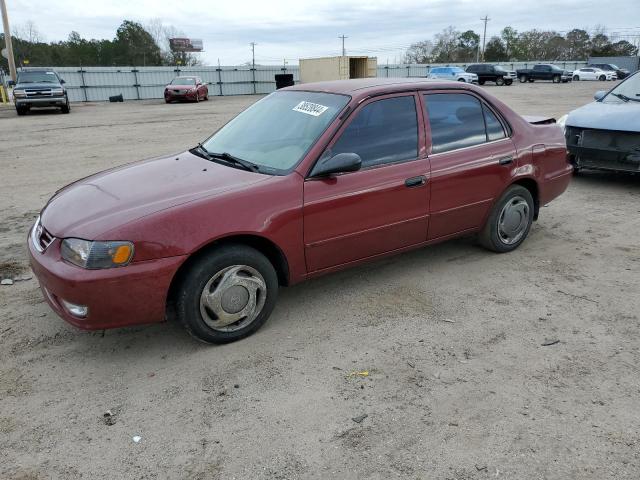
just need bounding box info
[16,97,67,108]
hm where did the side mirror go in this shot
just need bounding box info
[311,152,362,178]
[7,80,15,86]
[594,90,606,101]
[60,79,66,84]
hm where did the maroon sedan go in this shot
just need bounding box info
[164,76,208,103]
[29,78,572,343]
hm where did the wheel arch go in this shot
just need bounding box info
[511,177,540,220]
[166,233,290,314]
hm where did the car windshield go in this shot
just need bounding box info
[451,67,464,73]
[609,65,620,70]
[202,90,350,174]
[602,72,640,103]
[17,71,59,84]
[171,77,196,85]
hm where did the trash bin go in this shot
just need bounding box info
[275,74,294,89]
[109,94,124,102]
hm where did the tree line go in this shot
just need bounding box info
[0,19,200,70]
[405,26,639,64]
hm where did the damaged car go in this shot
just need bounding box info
[558,71,640,173]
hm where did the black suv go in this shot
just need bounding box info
[588,63,630,80]
[465,64,514,86]
[9,69,70,116]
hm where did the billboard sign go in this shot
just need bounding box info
[169,38,203,52]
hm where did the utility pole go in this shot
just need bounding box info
[480,15,490,62]
[249,42,256,94]
[339,34,348,56]
[0,0,17,81]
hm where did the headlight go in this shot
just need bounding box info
[61,238,134,269]
[556,114,568,134]
[13,89,26,98]
[51,88,64,95]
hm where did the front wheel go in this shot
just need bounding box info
[495,77,505,86]
[552,75,561,83]
[505,79,513,86]
[16,106,27,116]
[479,185,534,253]
[599,75,606,81]
[60,98,70,114]
[175,245,279,344]
[519,75,528,83]
[478,79,485,86]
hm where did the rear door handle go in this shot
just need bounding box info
[498,155,514,165]
[405,175,427,187]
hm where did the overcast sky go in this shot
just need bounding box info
[7,0,640,65]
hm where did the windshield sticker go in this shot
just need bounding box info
[292,101,329,116]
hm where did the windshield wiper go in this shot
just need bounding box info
[610,92,640,102]
[208,151,260,172]
[191,144,259,172]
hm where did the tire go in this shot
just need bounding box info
[599,75,606,81]
[495,77,505,86]
[479,185,534,253]
[519,75,528,83]
[175,244,279,344]
[16,106,27,116]
[195,92,200,103]
[204,90,209,101]
[478,80,485,86]
[505,79,513,86]
[457,78,466,82]
[552,75,561,83]
[61,99,70,114]
[573,75,579,81]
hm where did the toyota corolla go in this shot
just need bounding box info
[29,78,572,343]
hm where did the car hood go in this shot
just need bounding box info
[15,82,61,89]
[41,151,271,239]
[166,84,195,89]
[566,100,640,133]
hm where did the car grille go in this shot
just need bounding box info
[566,127,640,172]
[26,89,53,97]
[31,217,55,253]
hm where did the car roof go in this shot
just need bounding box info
[284,77,478,97]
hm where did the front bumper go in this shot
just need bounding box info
[16,96,67,108]
[165,89,197,101]
[566,126,640,173]
[28,228,186,330]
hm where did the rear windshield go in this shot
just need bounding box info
[17,71,59,84]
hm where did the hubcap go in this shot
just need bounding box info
[497,195,530,245]
[199,265,266,332]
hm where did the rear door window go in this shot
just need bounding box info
[423,93,506,153]
[331,96,418,168]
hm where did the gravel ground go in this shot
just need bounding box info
[1,80,639,479]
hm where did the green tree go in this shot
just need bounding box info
[457,30,480,62]
[565,29,591,59]
[113,20,162,66]
[404,40,434,63]
[501,26,519,60]
[484,37,507,62]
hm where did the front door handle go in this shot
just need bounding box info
[405,175,427,187]
[498,155,514,165]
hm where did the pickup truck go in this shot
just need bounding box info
[516,64,572,84]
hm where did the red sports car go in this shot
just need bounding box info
[29,78,572,343]
[164,76,208,103]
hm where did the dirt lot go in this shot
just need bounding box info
[1,80,639,479]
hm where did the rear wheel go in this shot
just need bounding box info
[479,185,534,253]
[495,77,505,86]
[505,79,513,86]
[175,245,279,344]
[573,75,579,81]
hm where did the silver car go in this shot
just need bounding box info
[558,71,640,173]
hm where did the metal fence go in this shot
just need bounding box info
[12,61,591,102]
